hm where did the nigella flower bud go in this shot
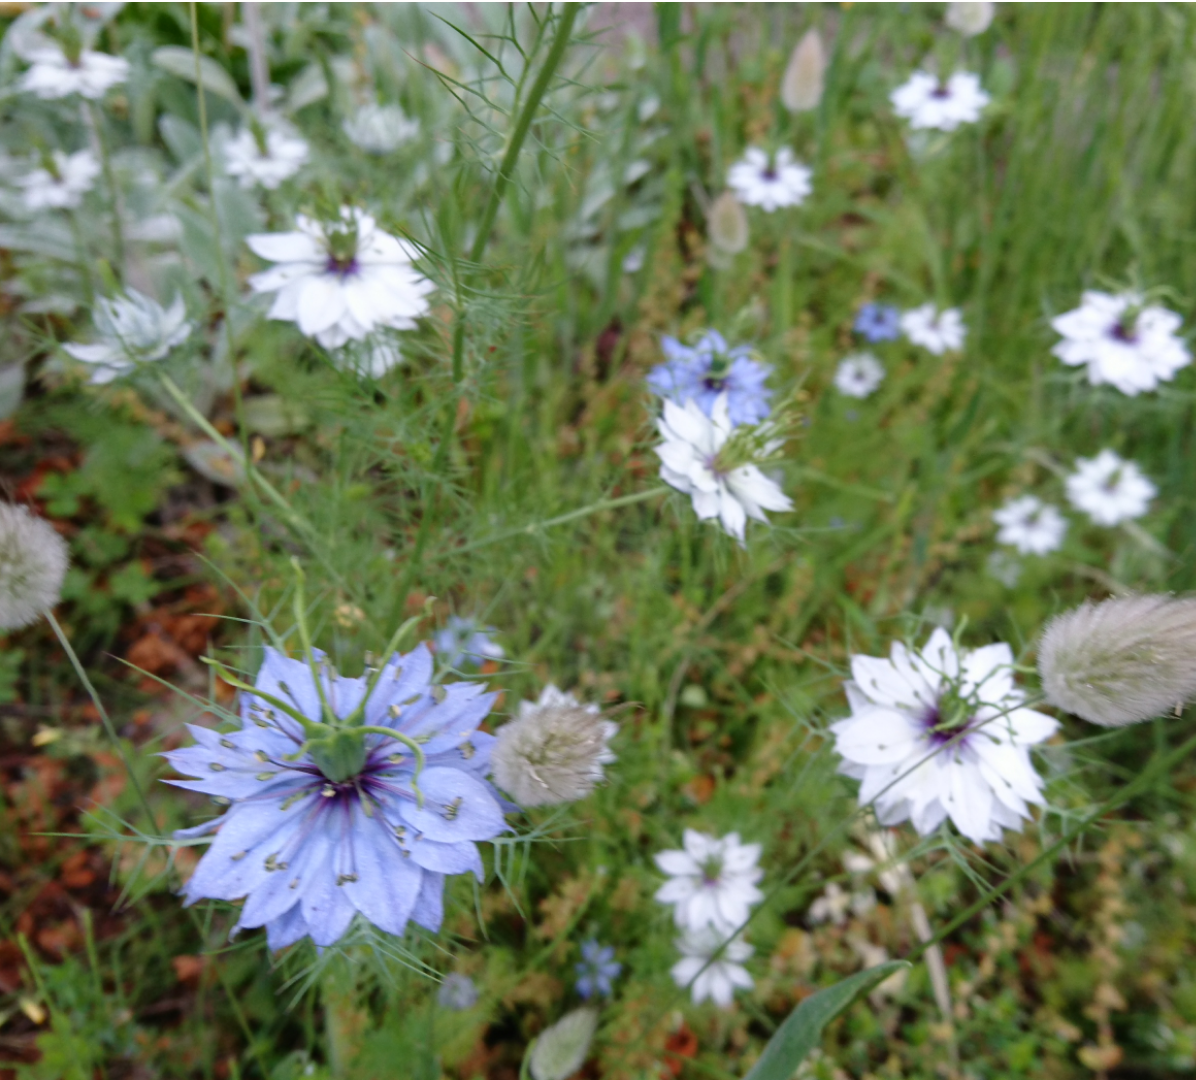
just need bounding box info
[529,1007,599,1080]
[1038,595,1196,727]
[490,686,618,807]
[0,504,69,631]
[781,29,826,113]
[708,191,749,256]
[945,2,996,36]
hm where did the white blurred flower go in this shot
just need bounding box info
[727,147,812,212]
[16,149,99,211]
[63,291,192,384]
[831,628,1059,845]
[654,829,763,935]
[343,102,420,154]
[945,3,997,36]
[992,495,1067,555]
[0,504,69,631]
[808,883,852,925]
[224,123,309,190]
[491,685,618,807]
[1065,449,1156,526]
[834,353,885,398]
[654,395,793,544]
[901,304,965,354]
[670,927,754,1009]
[19,43,128,99]
[1051,291,1190,396]
[781,29,826,112]
[891,72,989,131]
[246,207,435,349]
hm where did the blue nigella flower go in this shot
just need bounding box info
[575,939,622,999]
[437,973,479,1010]
[435,616,504,670]
[853,303,901,343]
[164,642,509,950]
[646,330,772,427]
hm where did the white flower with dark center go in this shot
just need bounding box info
[654,395,793,544]
[654,829,763,935]
[890,71,990,131]
[727,148,812,212]
[1065,450,1155,526]
[490,685,617,807]
[992,495,1067,555]
[670,927,754,1008]
[1050,291,1190,396]
[900,304,965,354]
[834,353,885,398]
[831,628,1059,845]
[16,149,99,211]
[224,123,309,190]
[64,290,192,384]
[246,207,435,349]
[946,2,997,36]
[0,504,69,631]
[343,103,420,154]
[19,43,129,99]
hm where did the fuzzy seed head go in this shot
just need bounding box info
[781,29,826,112]
[1038,595,1196,727]
[529,1007,599,1080]
[0,505,68,631]
[708,191,749,255]
[491,688,617,807]
[945,2,996,36]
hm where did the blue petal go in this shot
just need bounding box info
[409,871,445,932]
[342,811,423,936]
[362,644,434,728]
[397,683,495,755]
[398,767,506,842]
[408,837,482,880]
[265,902,311,951]
[248,648,323,727]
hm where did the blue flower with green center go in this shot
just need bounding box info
[165,641,509,950]
[647,330,772,427]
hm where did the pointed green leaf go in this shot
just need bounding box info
[152,47,243,106]
[744,962,910,1080]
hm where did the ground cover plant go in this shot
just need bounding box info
[3,2,1196,1078]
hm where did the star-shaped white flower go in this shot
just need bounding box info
[670,927,754,1008]
[992,495,1067,555]
[654,395,793,544]
[343,103,421,154]
[246,207,435,350]
[900,304,965,354]
[831,628,1059,845]
[890,71,990,131]
[19,44,129,99]
[63,290,192,384]
[727,147,812,213]
[1065,450,1156,526]
[654,829,763,935]
[17,149,99,211]
[834,353,885,398]
[1051,291,1190,396]
[224,123,309,190]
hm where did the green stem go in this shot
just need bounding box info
[87,101,125,280]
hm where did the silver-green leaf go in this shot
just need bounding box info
[151,47,243,106]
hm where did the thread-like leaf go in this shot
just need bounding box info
[744,962,910,1080]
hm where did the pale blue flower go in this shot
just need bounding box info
[164,643,508,950]
[853,303,901,343]
[435,616,504,670]
[647,330,772,426]
[575,939,621,999]
[437,973,479,1010]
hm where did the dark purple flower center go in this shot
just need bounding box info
[325,254,359,277]
[703,375,727,391]
[761,168,778,181]
[921,701,974,746]
[931,84,952,99]
[1109,318,1139,344]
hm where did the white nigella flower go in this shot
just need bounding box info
[63,290,193,384]
[726,147,812,212]
[0,504,69,632]
[16,149,99,211]
[831,628,1059,846]
[992,495,1067,555]
[900,304,966,355]
[670,927,754,1009]
[654,829,763,935]
[833,353,885,398]
[246,207,435,349]
[19,42,129,99]
[1050,291,1190,396]
[890,71,990,131]
[224,123,309,190]
[1065,449,1156,526]
[654,395,793,545]
[490,685,618,807]
[343,102,421,154]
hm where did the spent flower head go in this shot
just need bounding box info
[707,191,749,257]
[781,29,826,112]
[0,504,69,631]
[490,685,617,807]
[1039,595,1196,727]
[529,1008,599,1080]
[945,2,997,35]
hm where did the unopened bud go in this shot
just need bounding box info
[781,29,826,113]
[945,2,996,36]
[0,504,69,632]
[1038,595,1196,727]
[529,1007,599,1080]
[708,191,748,256]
